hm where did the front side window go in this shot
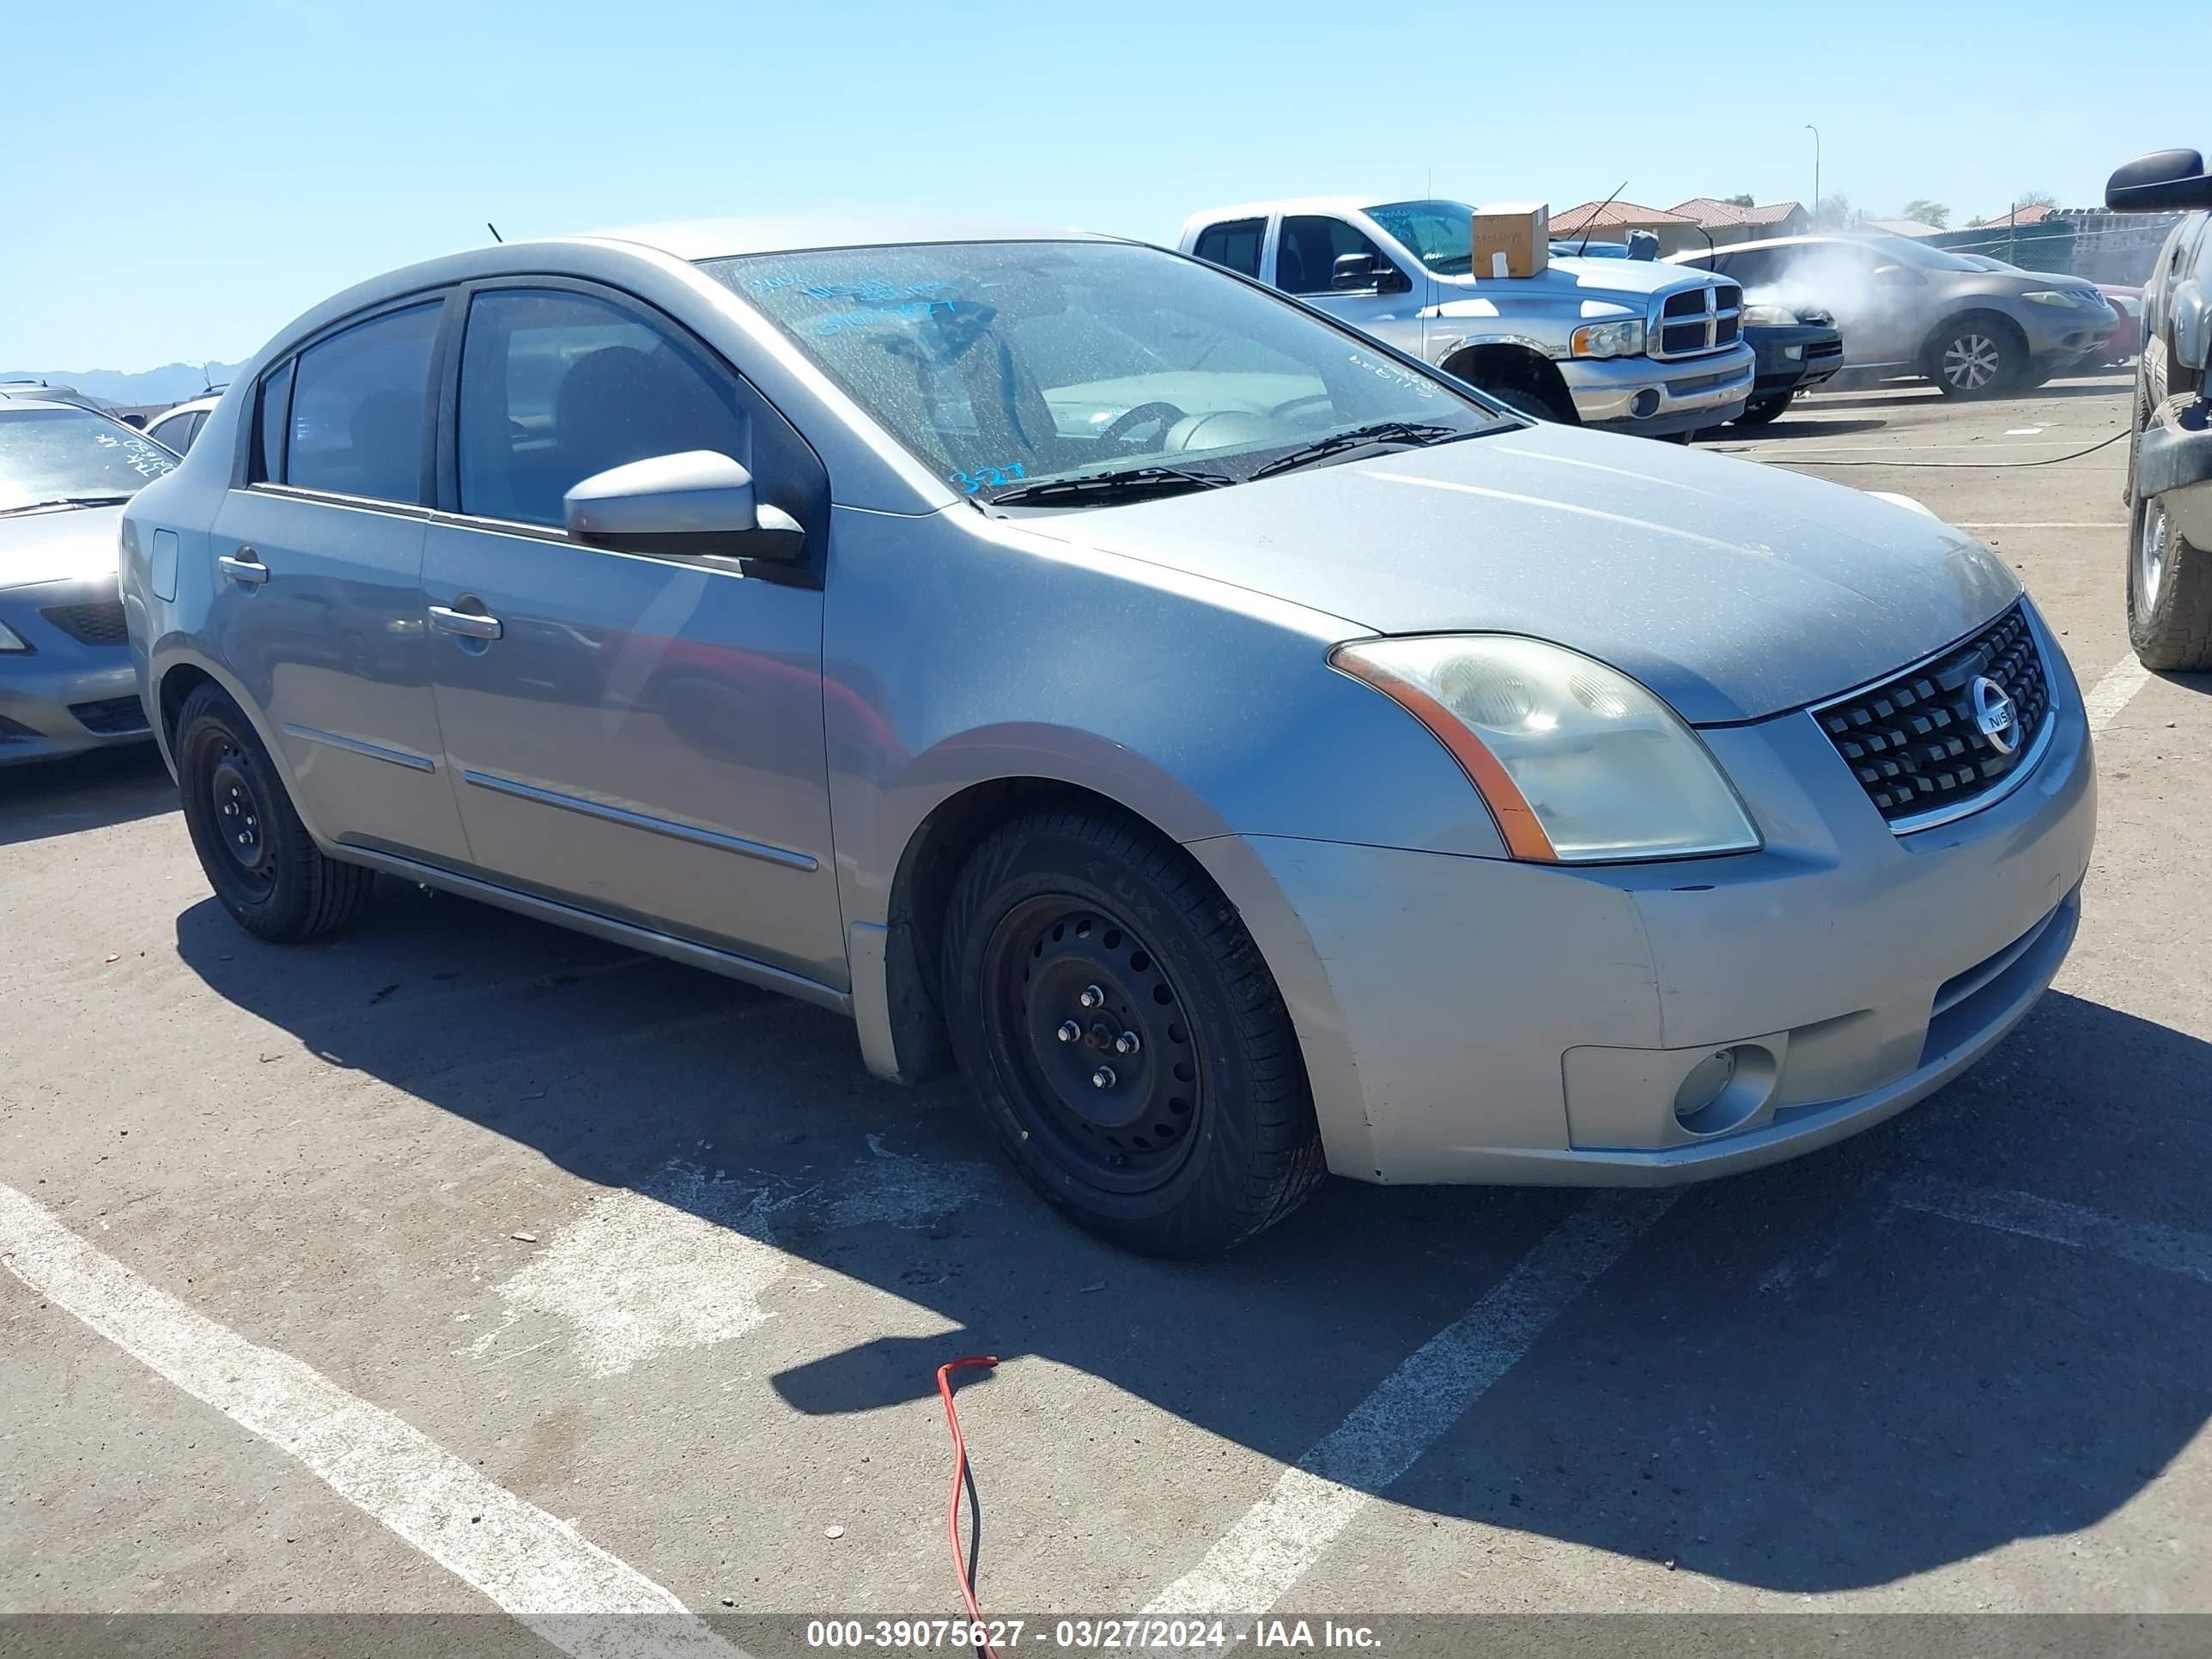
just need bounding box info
[284,302,441,503]
[1276,216,1395,296]
[702,240,1504,504]
[456,288,750,529]
[1192,218,1265,278]
[1366,200,1475,276]
[0,405,177,514]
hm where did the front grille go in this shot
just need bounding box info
[69,696,150,735]
[1806,338,1844,362]
[1814,603,2053,830]
[1650,282,1741,359]
[40,599,129,647]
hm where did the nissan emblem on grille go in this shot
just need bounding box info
[1812,602,2052,830]
[1972,676,2018,755]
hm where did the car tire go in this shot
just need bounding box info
[939,808,1324,1256]
[1487,383,1572,422]
[1732,392,1794,427]
[2127,491,2212,672]
[175,683,374,942]
[1925,313,2029,399]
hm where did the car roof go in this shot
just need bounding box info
[150,395,220,422]
[582,214,1121,261]
[1178,198,1409,234]
[0,397,98,415]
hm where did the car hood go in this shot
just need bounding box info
[0,502,125,592]
[1036,424,2020,725]
[1447,256,1719,301]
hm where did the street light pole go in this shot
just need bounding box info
[1805,124,1821,223]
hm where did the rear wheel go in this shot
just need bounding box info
[1926,314,2029,399]
[1732,392,1794,427]
[175,684,374,941]
[2127,491,2212,671]
[939,809,1323,1256]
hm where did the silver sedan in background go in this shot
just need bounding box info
[119,219,2094,1255]
[2,398,174,763]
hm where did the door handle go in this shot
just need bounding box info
[428,604,503,641]
[217,548,268,586]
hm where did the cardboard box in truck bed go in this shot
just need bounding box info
[1471,204,1548,279]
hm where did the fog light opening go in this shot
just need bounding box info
[1630,388,1662,419]
[1673,1043,1778,1137]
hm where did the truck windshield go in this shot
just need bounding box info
[0,405,177,514]
[702,240,1508,505]
[1366,201,1477,275]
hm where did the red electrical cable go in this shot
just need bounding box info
[936,1355,1001,1659]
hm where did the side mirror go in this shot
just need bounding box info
[1874,264,1923,288]
[563,450,804,565]
[2106,149,2212,212]
[1331,252,1380,291]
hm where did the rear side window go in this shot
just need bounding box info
[456,287,789,532]
[283,303,441,503]
[253,360,294,482]
[1277,216,1392,296]
[1192,218,1265,278]
[153,410,204,453]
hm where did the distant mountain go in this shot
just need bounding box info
[1,362,244,408]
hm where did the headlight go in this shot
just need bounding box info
[1570,319,1645,358]
[0,620,29,653]
[1741,302,1798,326]
[1331,635,1761,863]
[2021,289,2094,308]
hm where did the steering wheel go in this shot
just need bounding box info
[1097,401,1188,451]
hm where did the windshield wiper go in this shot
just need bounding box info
[0,493,133,517]
[1249,422,1472,481]
[988,466,1234,507]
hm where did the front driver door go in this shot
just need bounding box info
[421,282,844,989]
[1273,215,1426,356]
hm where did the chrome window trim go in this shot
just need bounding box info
[246,482,433,520]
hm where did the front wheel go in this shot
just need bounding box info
[2127,491,2212,671]
[175,684,374,941]
[939,810,1323,1256]
[1927,316,2027,398]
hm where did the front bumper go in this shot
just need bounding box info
[1562,341,1756,437]
[0,580,152,766]
[1747,324,1844,399]
[1193,611,2095,1186]
[2135,392,2212,547]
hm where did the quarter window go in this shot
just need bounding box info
[1192,218,1265,279]
[456,289,751,530]
[1276,216,1396,296]
[283,303,441,503]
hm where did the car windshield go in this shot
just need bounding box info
[0,404,177,514]
[702,240,1507,504]
[1865,234,1993,273]
[1366,200,1478,275]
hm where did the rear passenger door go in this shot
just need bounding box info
[210,296,472,863]
[421,282,844,988]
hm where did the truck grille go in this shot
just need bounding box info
[1813,603,2053,831]
[69,696,151,735]
[1652,283,1741,359]
[40,599,130,647]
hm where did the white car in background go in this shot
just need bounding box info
[144,393,222,454]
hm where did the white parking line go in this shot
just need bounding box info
[0,1181,749,1659]
[2083,653,2154,732]
[1141,1192,1676,1616]
[1956,522,2127,529]
[1894,1175,2212,1287]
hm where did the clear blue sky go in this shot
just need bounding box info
[11,0,2205,371]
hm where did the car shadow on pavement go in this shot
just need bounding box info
[0,744,173,848]
[173,884,2212,1595]
[1704,417,1889,445]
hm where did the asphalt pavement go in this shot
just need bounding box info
[3,373,2206,1658]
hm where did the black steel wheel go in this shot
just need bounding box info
[940,809,1323,1256]
[175,683,374,942]
[1732,391,1793,427]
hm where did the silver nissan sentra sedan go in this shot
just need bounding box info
[119,216,2096,1255]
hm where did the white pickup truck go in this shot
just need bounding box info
[1177,198,1756,439]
